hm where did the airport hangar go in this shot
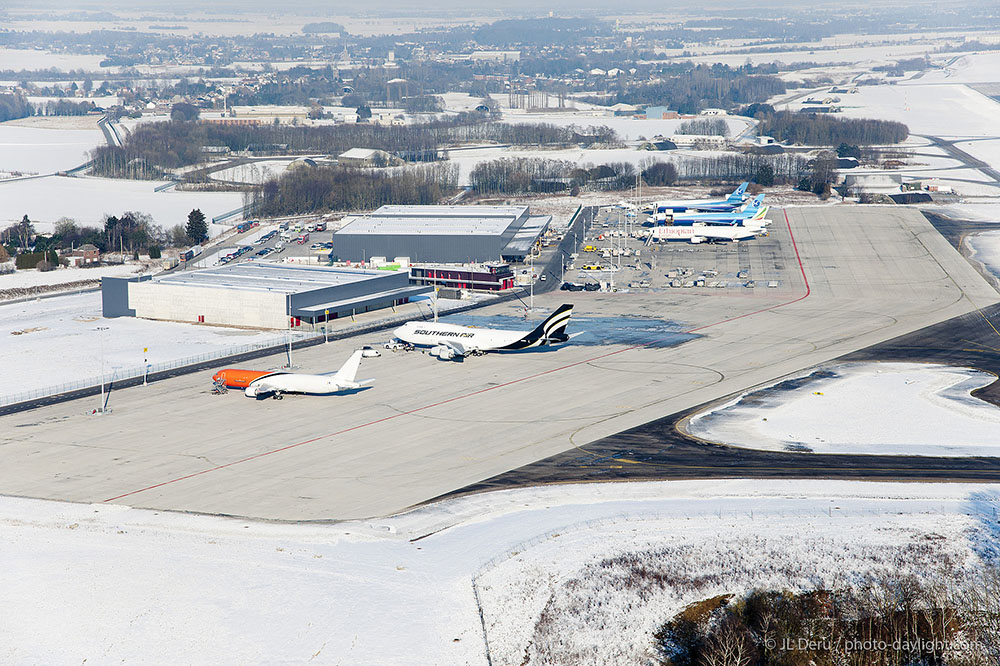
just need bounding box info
[331,204,552,264]
[101,262,432,329]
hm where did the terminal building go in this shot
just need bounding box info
[332,205,551,264]
[102,263,431,330]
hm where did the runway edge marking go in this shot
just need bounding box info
[102,209,812,504]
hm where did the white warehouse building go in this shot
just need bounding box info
[102,263,430,329]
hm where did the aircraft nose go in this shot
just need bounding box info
[212,371,223,382]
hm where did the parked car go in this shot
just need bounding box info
[360,346,381,358]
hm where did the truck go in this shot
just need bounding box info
[296,233,310,245]
[178,245,203,262]
[236,220,258,233]
[314,221,327,232]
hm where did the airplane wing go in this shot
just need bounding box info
[245,381,279,398]
[442,339,470,356]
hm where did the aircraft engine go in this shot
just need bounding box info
[430,344,457,360]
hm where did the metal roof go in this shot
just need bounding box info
[502,215,552,254]
[295,285,430,313]
[337,205,531,237]
[155,262,396,295]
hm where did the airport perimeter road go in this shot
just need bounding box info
[0,207,997,521]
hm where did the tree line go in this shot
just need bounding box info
[248,162,459,217]
[90,116,621,179]
[469,158,640,195]
[676,118,730,136]
[593,66,787,114]
[758,111,908,145]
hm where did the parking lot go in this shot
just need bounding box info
[559,205,795,296]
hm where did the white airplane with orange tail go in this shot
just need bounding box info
[212,350,372,399]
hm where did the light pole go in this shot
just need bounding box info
[96,326,108,412]
[529,249,534,311]
[143,346,148,386]
[285,294,292,368]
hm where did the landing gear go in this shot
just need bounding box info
[272,392,284,400]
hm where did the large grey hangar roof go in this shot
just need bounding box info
[338,205,530,236]
[155,262,396,295]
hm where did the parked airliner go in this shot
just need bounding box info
[212,350,371,399]
[649,195,768,226]
[647,182,749,213]
[392,304,577,360]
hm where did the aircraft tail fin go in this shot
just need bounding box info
[332,350,364,383]
[743,194,765,212]
[531,303,574,343]
[728,182,750,202]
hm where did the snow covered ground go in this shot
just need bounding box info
[209,159,298,184]
[0,175,244,227]
[0,48,105,72]
[967,230,1000,280]
[0,292,303,402]
[832,83,1000,137]
[1,479,997,664]
[0,263,148,293]
[910,52,1000,85]
[687,362,1000,456]
[0,124,105,175]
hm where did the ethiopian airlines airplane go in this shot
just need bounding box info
[212,350,371,399]
[392,304,577,360]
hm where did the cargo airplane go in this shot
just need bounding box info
[212,350,372,399]
[647,182,749,214]
[391,304,577,360]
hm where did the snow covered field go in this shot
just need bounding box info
[0,175,244,226]
[911,52,1000,85]
[1,479,997,664]
[210,159,298,184]
[0,292,302,401]
[447,145,678,185]
[687,362,1000,456]
[0,48,105,72]
[0,263,147,294]
[0,124,104,175]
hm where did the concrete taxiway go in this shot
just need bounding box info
[0,207,996,520]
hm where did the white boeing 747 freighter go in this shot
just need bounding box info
[391,304,576,360]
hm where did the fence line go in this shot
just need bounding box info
[0,293,521,409]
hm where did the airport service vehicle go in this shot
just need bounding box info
[360,346,381,358]
[647,182,749,214]
[391,304,577,360]
[212,350,371,399]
